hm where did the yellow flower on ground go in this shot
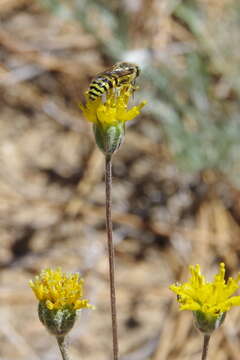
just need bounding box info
[170,263,240,315]
[79,86,146,128]
[30,268,93,311]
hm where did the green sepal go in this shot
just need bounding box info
[93,121,125,156]
[193,310,226,334]
[38,302,77,337]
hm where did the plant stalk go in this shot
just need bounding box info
[57,336,70,360]
[201,334,210,360]
[105,154,119,360]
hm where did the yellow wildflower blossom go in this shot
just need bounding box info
[170,263,240,315]
[79,85,146,155]
[79,86,146,128]
[30,268,93,311]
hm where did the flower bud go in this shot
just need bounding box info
[193,310,226,334]
[93,122,125,156]
[38,302,77,337]
[30,268,94,338]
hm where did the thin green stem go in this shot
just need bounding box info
[105,154,119,360]
[57,336,70,360]
[201,335,210,360]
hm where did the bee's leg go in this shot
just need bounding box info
[114,85,122,98]
[131,82,139,99]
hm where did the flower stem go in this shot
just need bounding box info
[105,154,119,360]
[201,335,210,360]
[57,336,70,360]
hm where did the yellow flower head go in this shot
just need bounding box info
[170,263,240,315]
[79,86,146,128]
[30,268,94,311]
[80,85,146,155]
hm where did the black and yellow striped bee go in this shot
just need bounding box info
[87,62,140,101]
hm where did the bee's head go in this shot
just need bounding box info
[135,65,140,77]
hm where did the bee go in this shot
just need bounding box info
[87,62,140,101]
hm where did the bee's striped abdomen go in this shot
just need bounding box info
[88,83,104,100]
[88,74,116,100]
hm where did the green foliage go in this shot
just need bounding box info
[150,0,240,187]
[41,0,240,187]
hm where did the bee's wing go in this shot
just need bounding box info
[111,68,133,77]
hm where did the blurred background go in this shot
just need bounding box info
[1,0,240,359]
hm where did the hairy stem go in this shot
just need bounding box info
[105,154,119,360]
[201,335,210,360]
[57,336,70,360]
